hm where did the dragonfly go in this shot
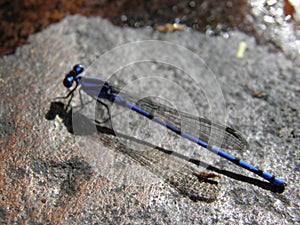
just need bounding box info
[61,64,287,189]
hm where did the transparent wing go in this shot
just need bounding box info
[109,85,248,151]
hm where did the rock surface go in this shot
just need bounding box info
[0,15,299,224]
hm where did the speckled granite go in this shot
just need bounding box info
[0,15,299,224]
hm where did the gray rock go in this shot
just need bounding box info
[0,15,299,224]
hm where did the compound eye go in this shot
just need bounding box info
[73,64,84,74]
[63,75,73,88]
